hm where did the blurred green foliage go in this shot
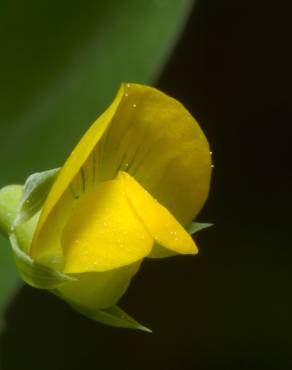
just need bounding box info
[0,0,194,319]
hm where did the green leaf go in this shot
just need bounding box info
[70,302,151,332]
[187,222,213,235]
[0,186,24,330]
[0,235,21,331]
[0,0,195,186]
[15,168,59,225]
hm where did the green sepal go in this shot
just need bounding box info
[9,233,76,289]
[92,306,151,332]
[187,222,213,235]
[0,185,23,237]
[0,181,75,289]
[15,168,60,225]
[67,300,151,332]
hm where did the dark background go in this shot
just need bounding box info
[1,1,291,369]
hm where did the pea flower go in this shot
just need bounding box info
[0,83,212,331]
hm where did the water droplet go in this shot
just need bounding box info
[210,151,213,155]
[126,83,131,88]
[124,93,129,97]
[211,164,214,168]
[132,103,137,108]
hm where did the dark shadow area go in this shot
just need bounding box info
[1,1,292,369]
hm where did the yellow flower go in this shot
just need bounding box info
[1,83,212,330]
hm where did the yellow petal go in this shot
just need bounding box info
[56,261,141,310]
[61,179,153,273]
[31,83,211,263]
[118,172,197,255]
[30,85,124,258]
[95,84,212,225]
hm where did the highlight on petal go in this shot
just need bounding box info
[62,179,153,273]
[118,171,197,256]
